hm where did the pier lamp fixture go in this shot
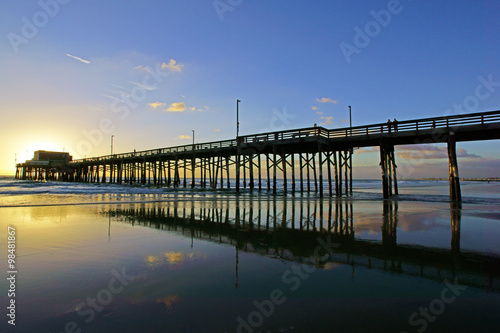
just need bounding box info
[236,99,241,138]
[192,130,195,146]
[111,135,114,156]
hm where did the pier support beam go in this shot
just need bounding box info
[448,134,462,202]
[380,141,398,199]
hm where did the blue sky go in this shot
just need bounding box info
[0,0,499,177]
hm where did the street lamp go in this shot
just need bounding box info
[111,135,114,155]
[348,105,352,135]
[236,99,241,137]
[192,130,195,146]
[348,105,353,195]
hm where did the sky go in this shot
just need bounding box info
[0,0,499,178]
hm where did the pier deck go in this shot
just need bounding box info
[15,110,500,200]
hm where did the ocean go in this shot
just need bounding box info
[1,177,499,332]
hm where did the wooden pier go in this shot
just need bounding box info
[15,110,500,201]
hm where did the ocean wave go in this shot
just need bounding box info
[0,179,499,207]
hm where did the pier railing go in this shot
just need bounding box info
[72,139,238,163]
[71,110,500,164]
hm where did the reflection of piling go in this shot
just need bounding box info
[382,200,398,248]
[109,197,500,291]
[450,202,461,256]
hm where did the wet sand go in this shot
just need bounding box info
[1,196,500,332]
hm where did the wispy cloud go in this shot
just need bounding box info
[66,53,90,64]
[132,81,159,91]
[134,59,183,73]
[316,97,337,104]
[312,106,319,110]
[320,116,333,125]
[396,144,481,160]
[166,102,186,112]
[177,135,191,140]
[148,102,166,109]
[355,147,378,154]
[214,129,220,132]
[134,65,148,71]
[189,105,206,111]
[161,59,183,72]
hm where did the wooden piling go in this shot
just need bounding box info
[448,134,462,201]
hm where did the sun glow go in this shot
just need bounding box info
[19,141,68,163]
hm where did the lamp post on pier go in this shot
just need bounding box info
[348,105,352,135]
[236,99,241,193]
[348,105,353,195]
[236,99,241,138]
[111,135,114,155]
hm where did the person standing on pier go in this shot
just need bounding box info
[393,118,398,132]
[387,119,392,133]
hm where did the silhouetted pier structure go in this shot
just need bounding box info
[15,110,500,200]
[109,199,500,292]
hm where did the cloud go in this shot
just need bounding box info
[320,116,333,125]
[316,111,324,115]
[396,144,481,160]
[132,81,158,91]
[189,106,205,111]
[66,53,90,64]
[355,147,378,154]
[177,135,191,140]
[161,59,183,72]
[214,129,220,132]
[166,102,186,112]
[312,106,319,110]
[134,59,183,74]
[457,148,481,158]
[148,102,166,109]
[133,65,148,72]
[316,97,337,104]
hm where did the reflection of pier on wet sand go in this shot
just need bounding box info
[109,199,500,292]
